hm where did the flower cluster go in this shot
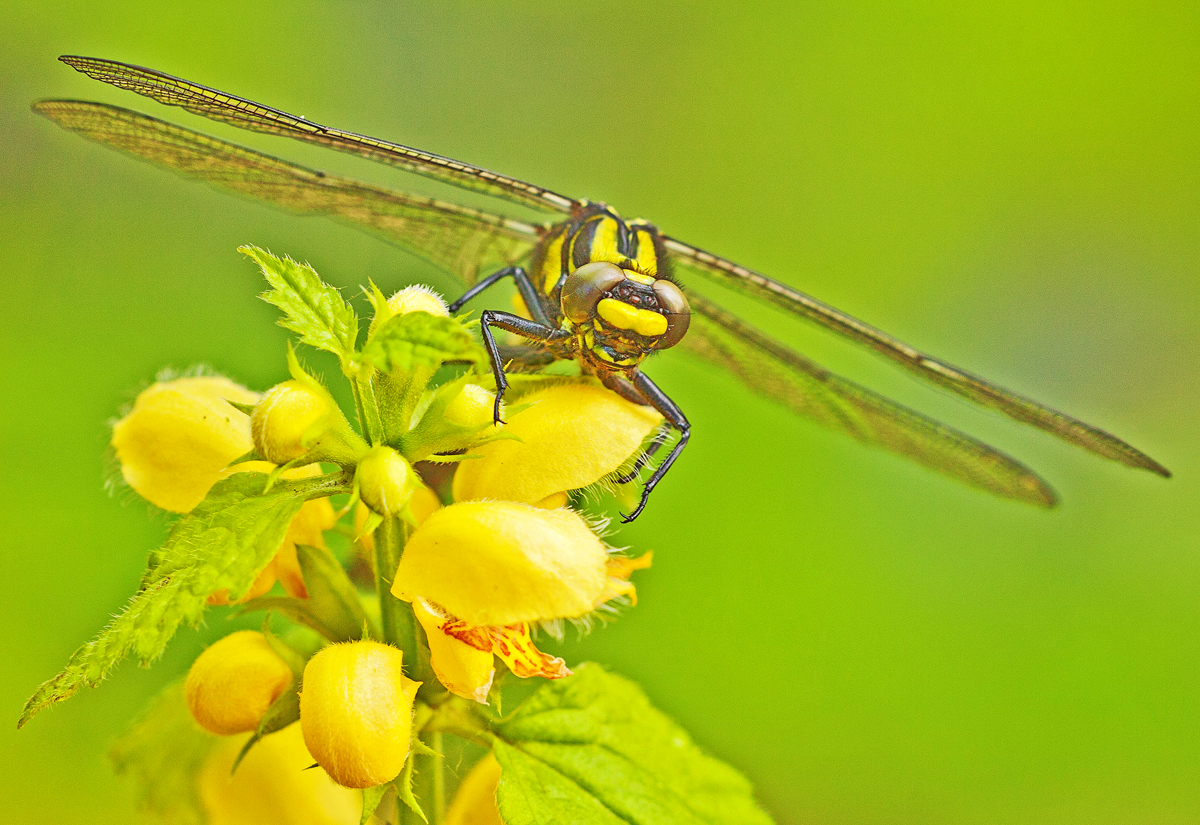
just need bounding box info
[20,249,771,825]
[107,274,657,818]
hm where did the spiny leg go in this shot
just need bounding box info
[448,265,554,326]
[495,343,560,370]
[620,371,690,523]
[613,425,670,484]
[477,310,570,423]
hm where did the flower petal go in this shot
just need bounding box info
[392,501,608,626]
[451,383,661,504]
[300,641,420,789]
[489,622,570,680]
[199,722,361,825]
[111,376,263,513]
[185,630,293,735]
[412,598,495,703]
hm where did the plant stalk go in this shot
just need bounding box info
[431,730,445,824]
[374,516,416,660]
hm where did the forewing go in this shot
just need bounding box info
[665,235,1169,477]
[683,295,1059,506]
[58,55,578,215]
[35,100,541,284]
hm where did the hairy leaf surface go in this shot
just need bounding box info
[242,245,358,361]
[359,311,484,375]
[19,472,343,726]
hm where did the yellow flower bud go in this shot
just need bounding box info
[199,722,360,825]
[251,380,332,464]
[392,501,608,627]
[300,641,420,789]
[451,384,661,505]
[111,376,265,513]
[443,384,498,429]
[185,630,294,735]
[412,598,495,704]
[388,284,450,317]
[353,483,440,564]
[357,446,418,517]
[444,752,503,825]
[369,285,449,337]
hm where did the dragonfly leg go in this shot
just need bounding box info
[613,425,670,484]
[495,343,560,370]
[448,266,554,326]
[619,371,690,523]
[478,310,570,423]
[598,370,671,484]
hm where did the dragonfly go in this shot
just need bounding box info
[35,55,1170,520]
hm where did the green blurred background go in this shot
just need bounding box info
[1,2,1196,823]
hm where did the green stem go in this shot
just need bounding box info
[350,378,371,444]
[375,516,420,677]
[431,730,445,824]
[353,369,385,446]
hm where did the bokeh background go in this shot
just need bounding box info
[2,3,1197,823]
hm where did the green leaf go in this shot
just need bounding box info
[238,595,342,642]
[361,783,391,825]
[19,471,346,726]
[295,542,377,642]
[108,681,218,825]
[395,753,428,822]
[261,616,308,679]
[358,311,484,376]
[492,664,773,825]
[241,245,359,362]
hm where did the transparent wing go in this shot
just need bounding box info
[35,100,542,284]
[682,295,1060,506]
[58,55,579,215]
[665,235,1170,478]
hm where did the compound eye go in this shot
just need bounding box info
[651,279,691,349]
[561,261,626,324]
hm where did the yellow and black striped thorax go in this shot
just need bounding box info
[532,202,668,308]
[532,203,690,370]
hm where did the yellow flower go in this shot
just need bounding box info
[443,383,498,429]
[299,641,421,789]
[185,630,293,736]
[111,377,341,601]
[111,376,267,513]
[251,380,335,465]
[198,722,361,825]
[411,597,494,704]
[451,383,661,505]
[444,752,503,825]
[394,501,607,626]
[357,445,418,517]
[392,502,649,702]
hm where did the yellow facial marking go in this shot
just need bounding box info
[596,298,668,337]
[623,270,655,286]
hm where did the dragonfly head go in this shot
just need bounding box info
[561,261,690,370]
